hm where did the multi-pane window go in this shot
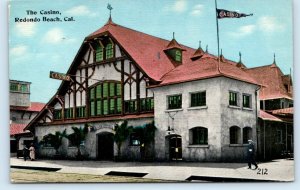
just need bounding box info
[20,84,28,93]
[95,43,104,62]
[106,43,114,59]
[10,83,18,91]
[125,100,137,113]
[64,108,73,119]
[168,95,182,109]
[140,98,154,112]
[230,126,241,144]
[229,91,238,106]
[175,50,182,62]
[76,106,86,118]
[190,127,208,145]
[53,109,62,120]
[10,83,29,92]
[243,127,252,144]
[191,91,206,107]
[243,94,251,108]
[90,81,121,116]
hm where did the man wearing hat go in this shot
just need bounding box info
[247,140,258,169]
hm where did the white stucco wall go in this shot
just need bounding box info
[152,76,258,161]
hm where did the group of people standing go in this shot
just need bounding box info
[22,143,35,161]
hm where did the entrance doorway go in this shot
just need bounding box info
[97,132,114,160]
[169,135,182,161]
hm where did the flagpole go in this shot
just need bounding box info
[215,0,221,73]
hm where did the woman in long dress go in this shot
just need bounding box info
[29,143,35,161]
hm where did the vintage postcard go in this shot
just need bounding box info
[9,0,294,183]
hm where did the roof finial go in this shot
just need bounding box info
[273,53,276,64]
[199,41,202,49]
[107,3,113,19]
[239,51,242,63]
[173,32,175,40]
[220,48,223,56]
[206,45,208,53]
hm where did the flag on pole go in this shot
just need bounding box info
[217,9,253,19]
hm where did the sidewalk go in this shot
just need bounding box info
[10,158,294,182]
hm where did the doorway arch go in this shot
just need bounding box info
[97,132,114,160]
[166,134,182,161]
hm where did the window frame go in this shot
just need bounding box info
[242,94,251,108]
[175,49,182,62]
[53,109,62,120]
[89,81,122,117]
[94,42,104,62]
[242,127,252,144]
[167,94,182,110]
[76,106,86,118]
[10,83,19,91]
[190,91,206,107]
[190,127,208,145]
[229,91,239,107]
[229,126,241,144]
[105,42,114,59]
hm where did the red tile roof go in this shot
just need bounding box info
[245,64,292,100]
[259,110,282,122]
[272,107,293,115]
[10,102,45,112]
[88,19,257,85]
[10,123,30,136]
[158,56,258,86]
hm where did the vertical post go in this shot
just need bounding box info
[285,123,288,152]
[263,120,266,160]
[214,0,221,73]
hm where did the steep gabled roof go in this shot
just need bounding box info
[88,19,257,86]
[245,64,292,100]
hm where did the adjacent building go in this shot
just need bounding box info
[10,80,45,156]
[245,60,293,160]
[25,17,292,162]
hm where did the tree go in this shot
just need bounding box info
[40,129,66,156]
[66,125,89,160]
[114,120,132,160]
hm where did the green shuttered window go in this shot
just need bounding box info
[89,81,122,116]
[168,95,182,109]
[191,91,206,107]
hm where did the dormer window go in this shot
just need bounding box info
[106,42,114,59]
[175,50,182,62]
[95,43,104,62]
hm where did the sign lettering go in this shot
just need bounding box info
[49,71,71,81]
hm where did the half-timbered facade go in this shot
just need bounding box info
[26,17,264,161]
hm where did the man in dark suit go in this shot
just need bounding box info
[247,140,258,169]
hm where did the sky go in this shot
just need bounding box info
[9,0,293,103]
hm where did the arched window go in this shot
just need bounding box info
[95,43,104,62]
[175,50,182,62]
[243,127,252,144]
[105,42,114,59]
[189,127,208,145]
[89,81,121,116]
[230,126,241,144]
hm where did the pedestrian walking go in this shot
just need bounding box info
[23,145,29,161]
[247,140,258,169]
[29,143,36,161]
